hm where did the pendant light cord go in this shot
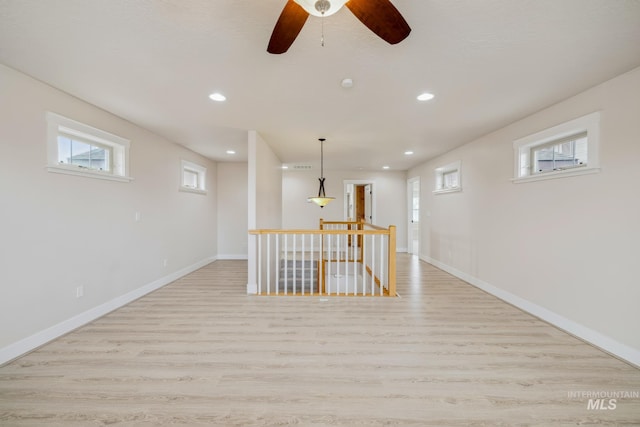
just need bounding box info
[318,138,326,197]
[320,139,324,178]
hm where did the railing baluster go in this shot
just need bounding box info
[353,231,358,295]
[275,234,280,295]
[311,234,315,296]
[328,234,332,295]
[336,230,340,295]
[362,233,367,296]
[357,234,367,295]
[257,234,262,294]
[345,230,349,295]
[371,234,375,296]
[380,235,384,296]
[293,233,297,295]
[284,234,288,295]
[266,234,271,295]
[301,234,305,295]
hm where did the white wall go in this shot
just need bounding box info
[409,66,640,366]
[0,64,218,363]
[248,131,282,230]
[217,162,248,259]
[282,169,408,251]
[247,131,283,292]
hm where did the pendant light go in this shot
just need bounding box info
[308,138,334,208]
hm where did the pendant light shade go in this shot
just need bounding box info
[308,138,334,208]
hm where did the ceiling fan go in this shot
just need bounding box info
[267,0,411,54]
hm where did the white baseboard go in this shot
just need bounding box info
[420,255,640,368]
[217,254,248,260]
[0,256,216,366]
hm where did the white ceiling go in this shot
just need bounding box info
[1,0,640,171]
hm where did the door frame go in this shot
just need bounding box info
[407,176,420,256]
[343,179,376,223]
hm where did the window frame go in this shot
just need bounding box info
[46,112,132,182]
[512,112,600,184]
[433,160,462,194]
[180,160,207,194]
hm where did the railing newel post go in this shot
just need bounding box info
[388,225,397,297]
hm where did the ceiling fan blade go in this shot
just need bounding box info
[345,0,411,45]
[267,0,310,54]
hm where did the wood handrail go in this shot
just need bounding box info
[321,219,387,231]
[320,220,360,225]
[249,229,390,235]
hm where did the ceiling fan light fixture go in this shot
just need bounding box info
[315,0,330,14]
[293,0,348,17]
[268,0,411,54]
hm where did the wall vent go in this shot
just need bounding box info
[291,164,312,170]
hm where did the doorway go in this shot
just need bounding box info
[346,181,374,248]
[407,177,420,256]
[344,181,374,223]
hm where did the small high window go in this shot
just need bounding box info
[57,134,111,172]
[180,160,207,194]
[513,112,600,183]
[531,132,587,174]
[434,161,461,194]
[46,112,131,182]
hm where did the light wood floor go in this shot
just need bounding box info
[1,255,639,426]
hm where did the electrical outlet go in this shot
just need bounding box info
[76,286,84,298]
[163,259,168,268]
[135,211,141,222]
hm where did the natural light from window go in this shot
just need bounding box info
[46,112,131,182]
[513,112,600,183]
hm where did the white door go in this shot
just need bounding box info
[364,184,372,223]
[408,178,420,255]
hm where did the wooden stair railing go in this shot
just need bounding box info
[248,219,396,297]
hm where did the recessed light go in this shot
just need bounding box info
[404,151,414,155]
[282,165,289,169]
[382,165,390,170]
[417,92,434,101]
[209,92,226,102]
[341,78,353,88]
[226,150,236,155]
